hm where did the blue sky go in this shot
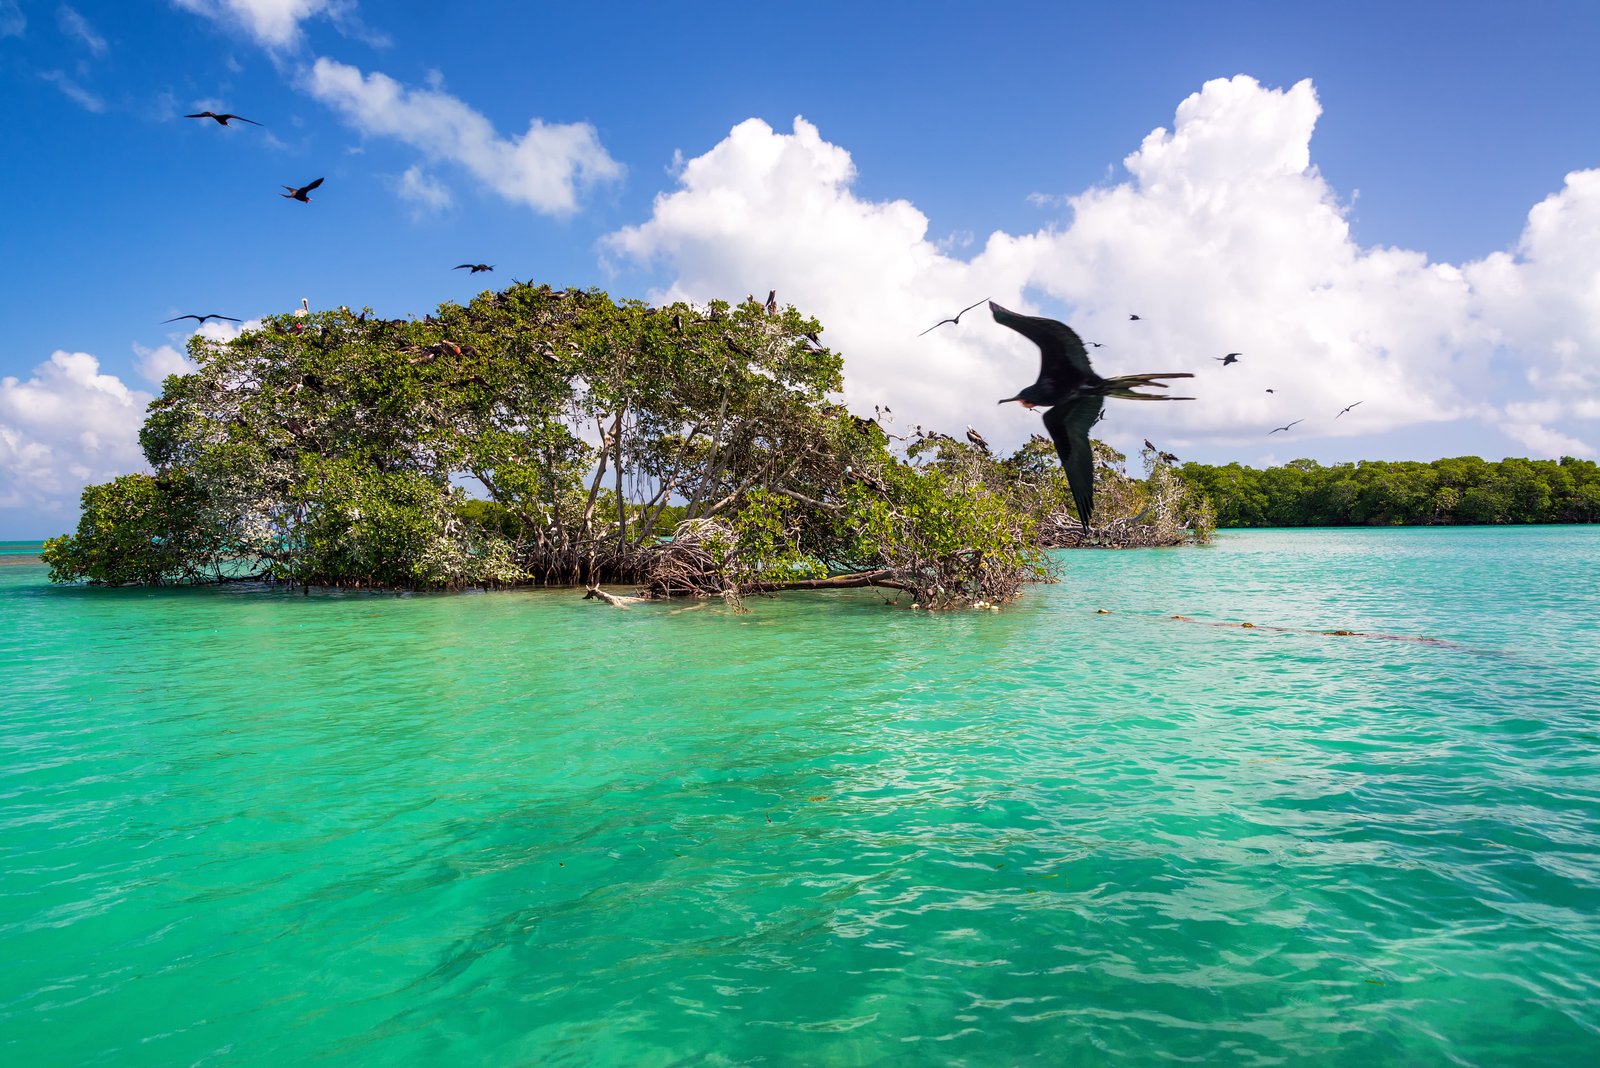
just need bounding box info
[3,0,1599,538]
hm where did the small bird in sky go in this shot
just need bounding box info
[281,177,324,202]
[966,425,991,453]
[918,297,989,336]
[454,264,494,273]
[186,111,261,127]
[1087,340,1104,348]
[1129,313,1142,321]
[1270,419,1303,434]
[992,302,1194,531]
[1337,401,1363,418]
[1265,388,1276,394]
[162,313,241,326]
[1215,353,1241,366]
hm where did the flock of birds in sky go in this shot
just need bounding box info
[920,301,1364,530]
[171,109,1364,535]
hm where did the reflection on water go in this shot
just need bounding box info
[3,527,1599,1065]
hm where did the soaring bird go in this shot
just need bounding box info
[1270,419,1303,434]
[966,425,991,452]
[1215,353,1241,366]
[454,263,494,273]
[1265,388,1276,394]
[918,297,989,337]
[1129,314,1142,321]
[1337,401,1363,418]
[281,177,324,202]
[992,301,1193,531]
[163,313,241,326]
[186,111,261,127]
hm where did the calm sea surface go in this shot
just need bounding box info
[3,528,1599,1065]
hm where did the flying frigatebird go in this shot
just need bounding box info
[454,263,494,273]
[186,111,261,127]
[992,301,1193,531]
[918,297,989,337]
[1215,352,1241,366]
[1270,419,1303,434]
[163,313,241,326]
[1337,401,1363,418]
[281,177,324,202]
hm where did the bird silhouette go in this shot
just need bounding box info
[1144,438,1157,452]
[1337,401,1363,418]
[1159,451,1179,464]
[1265,388,1276,394]
[186,111,261,127]
[1215,353,1241,366]
[163,313,241,326]
[966,425,991,452]
[454,263,494,273]
[281,177,324,202]
[992,302,1193,531]
[765,289,778,316]
[918,298,989,337]
[1129,314,1142,321]
[1270,419,1303,434]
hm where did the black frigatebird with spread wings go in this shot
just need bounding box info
[281,177,324,202]
[918,298,989,337]
[454,263,495,273]
[186,111,262,127]
[1215,352,1241,366]
[162,313,241,326]
[1270,419,1303,434]
[992,301,1193,531]
[1336,401,1363,418]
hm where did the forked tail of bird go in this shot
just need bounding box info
[1103,372,1195,400]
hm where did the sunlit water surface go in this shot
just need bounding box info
[3,528,1599,1065]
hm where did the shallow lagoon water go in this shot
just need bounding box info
[3,528,1599,1064]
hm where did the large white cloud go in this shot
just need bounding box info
[305,58,623,216]
[0,352,151,514]
[606,77,1600,458]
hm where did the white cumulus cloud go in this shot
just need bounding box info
[605,78,1600,459]
[133,343,198,384]
[0,352,151,514]
[305,57,622,216]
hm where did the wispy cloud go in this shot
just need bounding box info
[56,5,107,56]
[172,0,385,50]
[397,164,452,216]
[40,69,106,112]
[1,0,25,38]
[305,57,623,216]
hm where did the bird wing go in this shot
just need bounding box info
[303,177,324,192]
[453,264,473,270]
[233,115,263,126]
[989,302,1094,391]
[1043,396,1104,529]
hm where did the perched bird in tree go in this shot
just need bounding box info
[992,301,1194,531]
[295,298,310,317]
[765,289,777,316]
[1337,401,1363,418]
[1144,438,1157,452]
[918,297,989,336]
[1215,353,1241,366]
[281,177,324,202]
[186,111,261,127]
[1159,451,1179,464]
[454,264,494,273]
[163,313,240,326]
[1270,419,1303,434]
[966,425,991,452]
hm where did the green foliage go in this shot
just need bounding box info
[1179,455,1600,527]
[41,474,218,585]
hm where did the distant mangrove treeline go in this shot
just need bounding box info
[1177,455,1600,527]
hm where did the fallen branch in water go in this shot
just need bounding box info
[583,585,634,609]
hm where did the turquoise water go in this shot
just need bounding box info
[3,527,1599,1065]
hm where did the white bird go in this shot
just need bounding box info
[295,298,309,318]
